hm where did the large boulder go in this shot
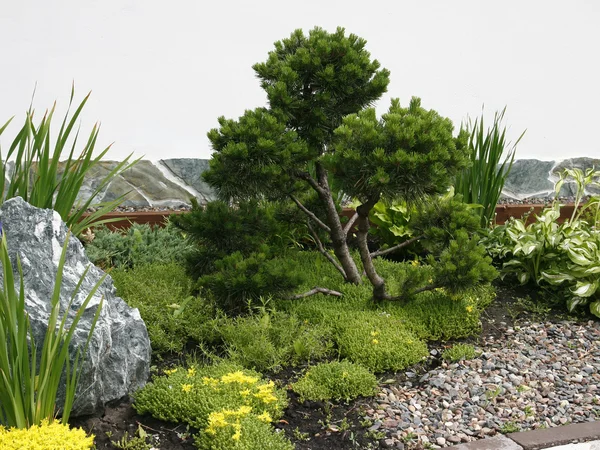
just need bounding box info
[0,197,151,417]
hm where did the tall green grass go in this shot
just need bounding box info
[0,86,139,235]
[454,108,525,228]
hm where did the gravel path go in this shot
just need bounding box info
[364,320,600,448]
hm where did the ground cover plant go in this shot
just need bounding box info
[85,221,194,270]
[133,360,292,450]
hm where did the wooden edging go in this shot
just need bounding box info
[84,204,579,231]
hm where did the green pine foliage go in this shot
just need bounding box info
[328,97,469,204]
[172,200,285,276]
[111,263,219,353]
[84,222,193,270]
[199,252,303,314]
[292,361,377,402]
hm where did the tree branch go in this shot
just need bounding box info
[388,283,439,302]
[295,171,326,196]
[343,212,359,236]
[370,235,423,258]
[306,221,347,279]
[286,286,343,300]
[289,194,331,233]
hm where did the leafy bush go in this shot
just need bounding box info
[134,361,290,450]
[292,361,377,402]
[85,222,193,270]
[111,263,218,353]
[0,419,94,450]
[335,312,428,373]
[442,344,477,362]
[199,251,302,314]
[368,199,414,250]
[0,89,137,235]
[483,168,600,317]
[219,311,334,372]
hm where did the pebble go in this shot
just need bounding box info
[364,321,600,447]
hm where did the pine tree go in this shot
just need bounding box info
[204,27,390,284]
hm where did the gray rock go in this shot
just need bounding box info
[0,198,151,417]
[502,159,556,200]
[161,158,216,203]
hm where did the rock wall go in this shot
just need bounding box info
[39,157,600,208]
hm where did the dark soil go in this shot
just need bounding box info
[70,280,587,450]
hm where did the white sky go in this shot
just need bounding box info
[1,0,598,162]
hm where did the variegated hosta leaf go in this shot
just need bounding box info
[584,265,600,275]
[518,272,530,284]
[590,300,600,318]
[566,248,593,266]
[540,271,574,285]
[570,280,599,298]
[567,296,587,312]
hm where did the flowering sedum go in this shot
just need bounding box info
[0,419,94,450]
[134,360,290,450]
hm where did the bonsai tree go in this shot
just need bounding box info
[204,27,390,284]
[327,97,494,301]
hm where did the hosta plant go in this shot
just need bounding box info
[484,167,600,317]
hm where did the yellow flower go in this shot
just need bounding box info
[411,259,420,267]
[232,423,242,441]
[257,411,273,423]
[187,367,196,378]
[370,330,379,337]
[164,368,177,376]
[221,371,259,385]
[181,383,193,393]
[466,305,474,313]
[428,278,433,284]
[240,389,251,397]
[341,371,349,379]
[372,339,379,345]
[202,376,219,387]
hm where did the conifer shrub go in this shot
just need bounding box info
[134,361,290,450]
[292,361,377,402]
[111,263,218,353]
[85,222,192,270]
[0,420,94,450]
[219,311,334,372]
[199,252,303,314]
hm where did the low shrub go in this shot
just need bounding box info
[195,412,293,450]
[111,263,218,353]
[335,312,428,373]
[292,361,377,402]
[0,419,94,450]
[134,361,290,450]
[199,251,302,314]
[219,311,334,372]
[442,343,477,362]
[85,222,193,270]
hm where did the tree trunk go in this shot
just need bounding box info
[316,163,363,284]
[356,198,391,302]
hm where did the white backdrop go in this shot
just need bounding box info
[1,0,598,162]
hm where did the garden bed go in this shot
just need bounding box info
[70,280,599,449]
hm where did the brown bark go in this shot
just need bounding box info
[315,162,363,284]
[355,197,391,302]
[370,235,423,258]
[287,287,343,300]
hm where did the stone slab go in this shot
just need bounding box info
[447,435,523,450]
[509,422,600,450]
[544,440,600,450]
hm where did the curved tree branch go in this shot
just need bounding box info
[306,221,347,279]
[287,286,343,300]
[289,194,331,233]
[343,212,359,237]
[370,235,423,258]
